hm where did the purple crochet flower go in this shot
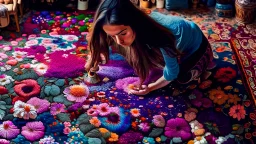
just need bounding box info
[164,118,192,141]
[118,131,143,144]
[50,103,66,115]
[67,102,83,112]
[15,45,46,57]
[191,89,212,108]
[21,121,45,142]
[197,110,232,136]
[45,51,85,78]
[0,121,20,139]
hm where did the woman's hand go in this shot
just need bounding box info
[128,85,151,95]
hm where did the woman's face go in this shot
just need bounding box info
[103,24,135,47]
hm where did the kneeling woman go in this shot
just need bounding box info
[85,0,213,95]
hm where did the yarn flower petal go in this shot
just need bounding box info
[14,79,41,98]
[21,121,45,142]
[27,97,50,113]
[63,84,89,103]
[0,121,20,139]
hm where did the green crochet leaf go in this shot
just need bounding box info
[53,95,73,106]
[54,79,65,87]
[0,109,6,120]
[4,98,12,105]
[85,129,102,138]
[49,85,61,96]
[40,89,46,98]
[5,82,14,90]
[2,114,14,121]
[100,137,106,144]
[77,114,92,125]
[37,77,45,87]
[44,85,52,96]
[80,124,95,134]
[148,128,164,137]
[15,69,39,81]
[88,138,101,144]
[57,113,71,122]
[102,131,111,139]
[0,94,9,101]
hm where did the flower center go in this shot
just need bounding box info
[176,126,181,131]
[22,86,33,93]
[24,105,31,112]
[216,94,222,99]
[3,124,9,129]
[107,112,120,123]
[16,55,22,59]
[39,66,45,70]
[132,110,139,114]
[101,107,107,112]
[70,86,86,97]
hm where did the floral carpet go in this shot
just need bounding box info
[0,8,256,144]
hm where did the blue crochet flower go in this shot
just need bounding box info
[142,137,156,144]
[36,112,56,125]
[98,108,131,134]
[11,134,31,144]
[66,130,88,144]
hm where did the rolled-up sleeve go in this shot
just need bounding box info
[160,48,179,81]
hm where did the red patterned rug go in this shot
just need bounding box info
[231,23,256,105]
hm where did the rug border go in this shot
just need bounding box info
[230,38,256,106]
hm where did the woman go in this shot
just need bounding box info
[85,0,213,95]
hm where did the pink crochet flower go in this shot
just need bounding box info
[21,121,45,142]
[164,118,192,141]
[0,121,20,139]
[27,97,50,113]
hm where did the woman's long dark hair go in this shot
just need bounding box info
[87,0,177,84]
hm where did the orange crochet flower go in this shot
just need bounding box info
[209,88,229,105]
[228,94,241,105]
[108,132,119,142]
[229,104,246,121]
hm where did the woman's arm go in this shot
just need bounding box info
[148,76,171,92]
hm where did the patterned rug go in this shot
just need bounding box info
[0,8,256,144]
[230,24,256,105]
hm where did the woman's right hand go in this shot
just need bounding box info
[84,53,107,72]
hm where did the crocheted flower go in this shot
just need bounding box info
[209,88,229,105]
[0,86,8,95]
[138,122,150,132]
[164,118,192,141]
[97,103,110,116]
[190,90,212,108]
[39,136,58,144]
[63,84,89,103]
[152,115,165,127]
[130,108,141,117]
[27,97,50,114]
[87,108,99,116]
[14,79,41,98]
[0,121,20,139]
[115,77,140,93]
[13,101,37,120]
[0,53,8,61]
[89,117,101,127]
[50,103,66,115]
[21,121,45,142]
[12,51,27,61]
[197,110,232,136]
[214,67,236,83]
[229,104,246,121]
[189,120,205,136]
[0,139,10,144]
[33,63,48,76]
[0,74,14,86]
[118,131,143,144]
[99,108,131,134]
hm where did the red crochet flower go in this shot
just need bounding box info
[214,67,237,83]
[14,79,41,98]
[0,86,8,95]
